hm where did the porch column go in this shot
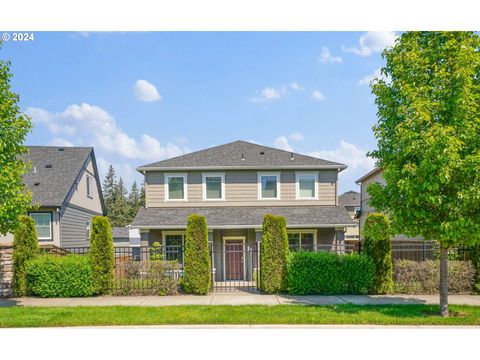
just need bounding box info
[335,227,346,253]
[255,229,262,285]
[208,230,215,282]
[139,229,150,260]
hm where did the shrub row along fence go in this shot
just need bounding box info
[290,241,472,262]
[40,246,182,296]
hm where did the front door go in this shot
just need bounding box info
[224,239,244,280]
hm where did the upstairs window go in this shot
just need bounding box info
[165,174,187,201]
[30,212,52,241]
[296,172,318,200]
[258,173,280,200]
[202,173,225,200]
[86,175,93,198]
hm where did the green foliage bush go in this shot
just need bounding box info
[13,215,39,296]
[362,213,393,294]
[26,254,93,297]
[114,260,180,296]
[469,244,480,293]
[183,214,210,295]
[287,251,374,295]
[89,216,114,294]
[393,259,476,294]
[260,214,289,293]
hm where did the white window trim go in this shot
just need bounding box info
[257,172,281,200]
[162,231,186,247]
[287,229,317,248]
[295,172,318,200]
[202,172,225,201]
[30,212,53,241]
[86,175,93,199]
[164,173,188,202]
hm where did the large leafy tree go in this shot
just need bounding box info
[368,32,480,316]
[0,44,32,235]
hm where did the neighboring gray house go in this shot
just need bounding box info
[0,146,105,247]
[338,190,360,243]
[132,140,355,282]
[356,167,422,242]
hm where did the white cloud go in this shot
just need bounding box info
[48,138,74,147]
[250,87,282,103]
[289,83,304,91]
[343,31,398,57]
[250,82,305,103]
[311,90,327,101]
[289,132,305,141]
[359,68,389,86]
[133,79,162,102]
[26,103,188,161]
[273,136,294,152]
[318,46,343,64]
[309,140,375,175]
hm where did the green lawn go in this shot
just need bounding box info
[1,304,480,327]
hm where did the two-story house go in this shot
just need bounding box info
[356,167,422,243]
[0,146,105,247]
[338,190,360,243]
[132,140,354,283]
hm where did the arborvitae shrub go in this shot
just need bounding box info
[362,213,393,294]
[260,214,289,293]
[89,216,114,294]
[13,215,39,296]
[183,214,210,295]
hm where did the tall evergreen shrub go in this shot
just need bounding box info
[89,216,114,294]
[260,214,289,293]
[13,215,39,296]
[183,214,210,295]
[363,213,393,294]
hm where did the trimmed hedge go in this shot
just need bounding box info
[183,214,210,295]
[393,259,476,294]
[114,260,180,296]
[362,213,393,294]
[13,215,39,296]
[89,216,114,295]
[287,251,374,295]
[26,254,94,297]
[260,214,289,293]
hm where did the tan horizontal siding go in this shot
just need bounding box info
[145,169,338,207]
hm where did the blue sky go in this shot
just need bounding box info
[1,31,397,193]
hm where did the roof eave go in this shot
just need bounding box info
[131,223,355,230]
[355,167,382,184]
[137,164,347,172]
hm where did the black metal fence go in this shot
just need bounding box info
[41,241,472,294]
[210,243,260,292]
[288,241,471,261]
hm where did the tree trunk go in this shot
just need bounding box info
[439,246,449,317]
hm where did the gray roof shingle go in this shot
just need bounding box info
[111,227,129,238]
[138,140,346,170]
[338,191,360,207]
[132,205,355,228]
[23,146,93,207]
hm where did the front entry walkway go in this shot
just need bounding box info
[2,294,480,307]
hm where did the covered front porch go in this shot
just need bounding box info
[137,226,347,285]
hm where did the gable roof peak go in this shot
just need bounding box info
[138,139,346,171]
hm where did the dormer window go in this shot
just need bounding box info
[165,173,187,201]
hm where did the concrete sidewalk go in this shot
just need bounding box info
[1,293,480,307]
